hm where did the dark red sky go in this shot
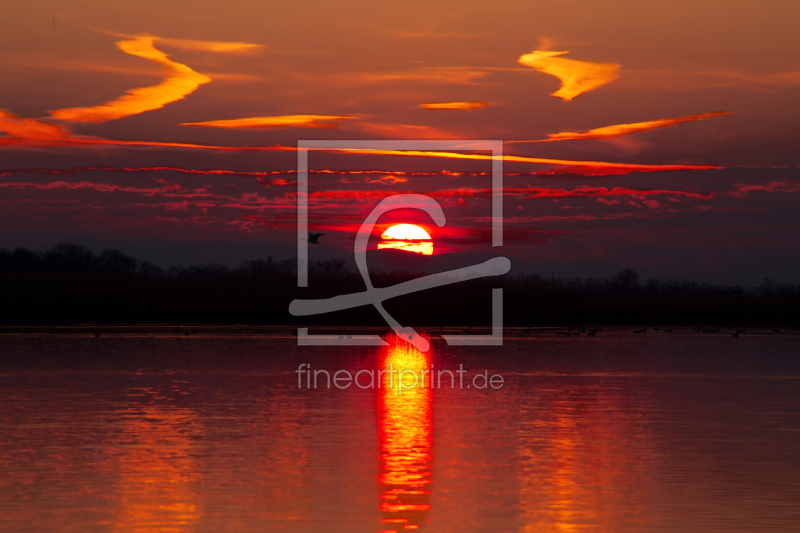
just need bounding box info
[2,0,799,283]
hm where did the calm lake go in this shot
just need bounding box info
[1,330,799,532]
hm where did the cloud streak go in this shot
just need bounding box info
[334,148,721,173]
[518,50,619,101]
[355,67,487,85]
[0,165,586,180]
[420,101,489,110]
[0,110,73,140]
[49,36,211,123]
[157,38,264,53]
[0,110,721,176]
[520,186,714,200]
[0,165,573,182]
[304,185,714,201]
[508,111,737,143]
[355,122,453,139]
[181,114,357,129]
[0,110,298,151]
[731,181,800,197]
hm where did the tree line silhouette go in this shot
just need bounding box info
[1,243,799,327]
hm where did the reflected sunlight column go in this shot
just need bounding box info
[377,336,433,532]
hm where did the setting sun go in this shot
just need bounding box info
[378,224,433,255]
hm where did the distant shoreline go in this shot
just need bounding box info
[3,244,800,328]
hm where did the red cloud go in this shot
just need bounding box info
[731,181,800,197]
[303,186,714,201]
[365,175,408,185]
[520,186,714,200]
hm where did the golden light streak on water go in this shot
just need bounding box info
[377,336,433,532]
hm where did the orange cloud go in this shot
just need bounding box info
[518,50,619,101]
[546,111,736,141]
[157,38,264,53]
[420,101,489,110]
[0,110,73,141]
[0,110,720,176]
[49,36,211,123]
[335,148,721,173]
[0,109,297,151]
[508,111,737,143]
[180,115,357,130]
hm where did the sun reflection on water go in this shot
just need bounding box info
[377,336,433,532]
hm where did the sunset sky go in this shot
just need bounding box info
[2,0,800,283]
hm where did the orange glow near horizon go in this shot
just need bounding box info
[379,224,433,255]
[518,50,619,101]
[378,337,433,532]
[49,36,211,123]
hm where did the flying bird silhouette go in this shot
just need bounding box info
[308,232,324,244]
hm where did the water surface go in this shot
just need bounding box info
[1,330,799,532]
